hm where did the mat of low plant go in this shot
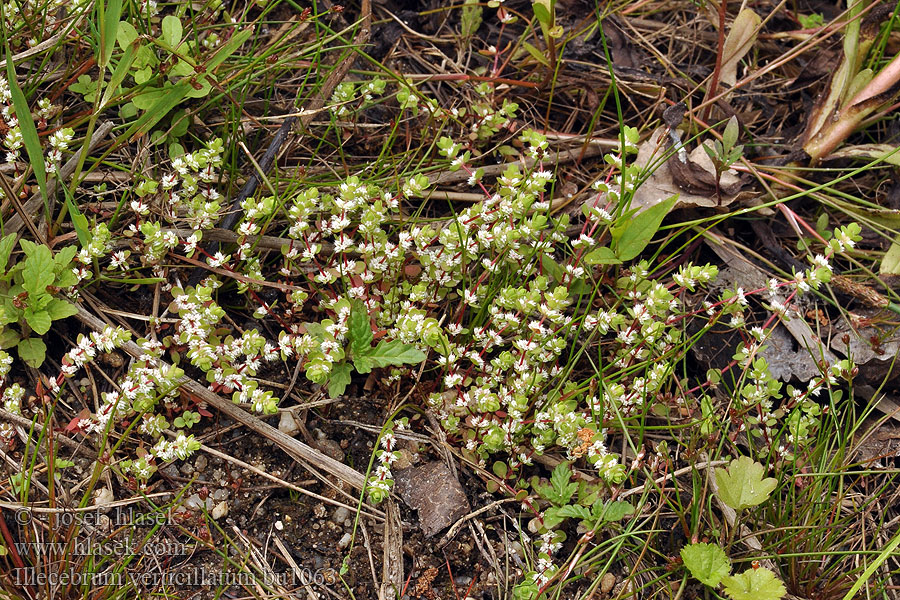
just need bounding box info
[0,0,899,599]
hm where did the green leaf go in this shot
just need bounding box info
[680,542,731,587]
[522,42,550,67]
[204,28,252,71]
[583,246,622,265]
[537,462,577,506]
[124,82,190,141]
[353,339,426,374]
[116,21,138,50]
[24,308,52,335]
[349,301,373,357]
[22,246,55,297]
[492,461,508,479]
[556,504,592,520]
[723,115,739,151]
[62,187,91,249]
[98,0,123,68]
[46,299,78,321]
[0,233,17,272]
[596,500,634,522]
[17,337,47,367]
[881,240,900,275]
[101,40,136,109]
[161,15,182,48]
[5,55,48,219]
[53,245,77,272]
[613,195,678,261]
[721,568,786,600]
[531,1,552,26]
[715,456,778,510]
[328,362,352,398]
[0,328,20,349]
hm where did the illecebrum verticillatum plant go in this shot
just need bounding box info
[0,66,864,596]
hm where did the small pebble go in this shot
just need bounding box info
[274,520,284,531]
[332,506,351,524]
[211,501,228,520]
[337,532,352,549]
[194,455,208,472]
[278,411,299,436]
[601,573,616,594]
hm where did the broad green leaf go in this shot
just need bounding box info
[715,456,777,510]
[46,299,78,321]
[328,362,352,398]
[161,15,182,48]
[0,328,20,349]
[541,506,566,529]
[596,500,634,522]
[24,308,52,335]
[349,301,373,357]
[22,247,55,297]
[614,195,678,261]
[583,246,622,265]
[540,254,564,282]
[184,77,212,99]
[680,542,731,587]
[353,339,426,374]
[17,337,47,367]
[721,568,786,600]
[5,56,48,218]
[53,245,78,272]
[0,233,16,272]
[116,21,138,50]
[492,461,508,479]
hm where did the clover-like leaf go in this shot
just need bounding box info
[715,456,778,510]
[681,542,731,587]
[721,567,786,600]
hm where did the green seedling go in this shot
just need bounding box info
[0,235,79,367]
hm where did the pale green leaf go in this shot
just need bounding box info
[328,362,352,398]
[583,246,622,265]
[0,233,17,272]
[522,42,550,67]
[354,339,426,374]
[614,195,678,261]
[46,299,78,321]
[715,456,778,510]
[17,337,47,367]
[161,15,182,48]
[349,301,373,357]
[24,308,52,335]
[881,241,900,275]
[681,542,731,587]
[722,568,786,600]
